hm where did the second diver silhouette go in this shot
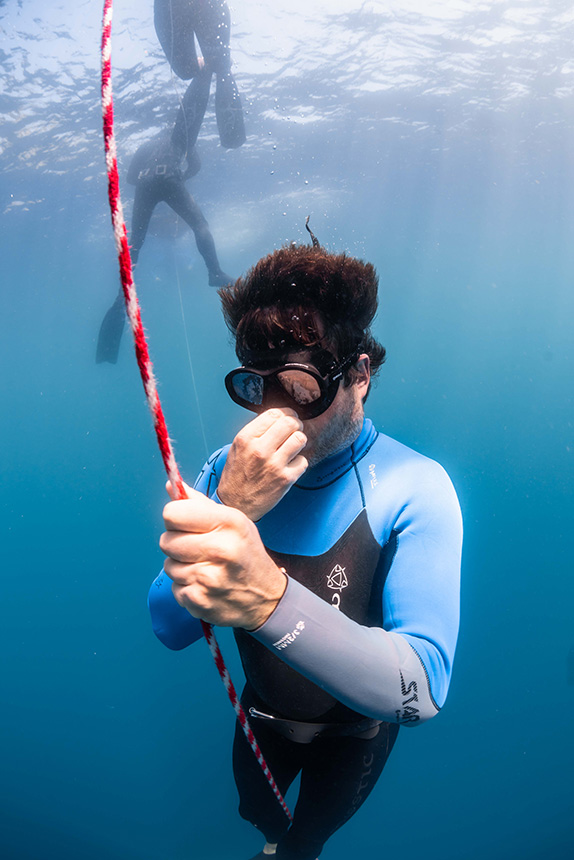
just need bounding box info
[154,0,246,150]
[96,129,232,364]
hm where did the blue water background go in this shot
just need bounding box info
[1,1,573,858]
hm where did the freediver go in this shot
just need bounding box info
[154,0,246,150]
[96,129,232,365]
[149,235,463,859]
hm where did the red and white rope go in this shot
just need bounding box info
[100,0,292,822]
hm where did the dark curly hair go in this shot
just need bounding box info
[219,244,386,392]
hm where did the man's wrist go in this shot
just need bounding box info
[216,484,259,521]
[244,566,288,631]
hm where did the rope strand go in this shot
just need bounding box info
[100,0,291,822]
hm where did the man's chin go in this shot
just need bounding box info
[303,448,320,469]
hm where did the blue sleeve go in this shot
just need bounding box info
[193,446,230,498]
[373,459,462,709]
[147,447,230,650]
[148,570,203,650]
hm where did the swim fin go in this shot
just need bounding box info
[215,72,246,149]
[96,293,126,364]
[208,268,233,287]
[172,71,212,156]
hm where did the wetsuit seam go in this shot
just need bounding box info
[380,530,400,629]
[353,460,366,509]
[205,449,224,497]
[382,529,399,568]
[406,643,440,713]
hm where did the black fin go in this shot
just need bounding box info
[96,294,126,364]
[215,73,246,149]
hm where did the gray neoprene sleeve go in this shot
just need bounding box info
[251,576,439,725]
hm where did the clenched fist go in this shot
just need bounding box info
[161,481,288,630]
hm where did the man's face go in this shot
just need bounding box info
[226,334,371,465]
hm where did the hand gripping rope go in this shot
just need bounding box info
[100,0,292,822]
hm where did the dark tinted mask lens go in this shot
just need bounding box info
[276,370,322,405]
[232,371,264,405]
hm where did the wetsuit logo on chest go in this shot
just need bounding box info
[327,564,348,611]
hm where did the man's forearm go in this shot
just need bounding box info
[250,576,440,725]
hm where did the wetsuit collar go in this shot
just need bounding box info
[296,418,378,489]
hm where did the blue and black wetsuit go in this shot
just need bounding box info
[149,418,462,859]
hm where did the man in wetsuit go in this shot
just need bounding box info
[96,129,231,364]
[148,242,463,860]
[154,0,245,149]
[126,130,230,281]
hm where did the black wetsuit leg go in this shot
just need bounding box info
[97,178,162,364]
[193,0,232,74]
[278,725,399,860]
[233,696,399,860]
[131,181,163,264]
[233,718,303,847]
[154,0,200,80]
[162,176,229,283]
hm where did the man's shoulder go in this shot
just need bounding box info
[362,425,458,499]
[368,426,446,472]
[361,426,462,540]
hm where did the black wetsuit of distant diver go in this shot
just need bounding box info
[95,131,231,365]
[127,132,228,278]
[154,0,245,149]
